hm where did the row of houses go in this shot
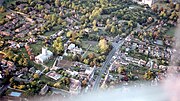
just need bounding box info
[25,44,35,60]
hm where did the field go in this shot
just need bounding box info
[81,40,99,58]
[44,57,55,68]
[30,41,44,56]
[165,27,176,37]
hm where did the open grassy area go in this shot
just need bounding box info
[40,75,56,85]
[165,27,175,37]
[44,30,56,36]
[81,40,99,58]
[0,11,9,22]
[0,13,6,19]
[30,41,44,56]
[44,57,55,68]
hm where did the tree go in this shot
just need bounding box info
[18,58,23,66]
[33,73,39,79]
[106,19,111,25]
[83,59,89,65]
[92,20,97,27]
[12,55,19,62]
[23,58,28,67]
[55,0,60,7]
[99,0,108,6]
[128,20,133,28]
[117,66,125,74]
[0,6,5,13]
[28,0,32,4]
[110,25,117,35]
[57,18,63,24]
[65,78,70,85]
[144,70,153,80]
[82,79,87,87]
[6,50,14,60]
[17,85,25,90]
[51,14,57,22]
[88,53,95,60]
[53,37,64,55]
[175,4,180,11]
[93,26,98,32]
[66,30,73,37]
[54,82,61,88]
[98,38,109,54]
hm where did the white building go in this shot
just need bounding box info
[67,43,83,55]
[35,47,53,63]
[133,0,159,7]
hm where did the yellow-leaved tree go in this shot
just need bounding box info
[98,38,109,54]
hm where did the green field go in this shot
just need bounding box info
[165,27,175,37]
[44,58,55,68]
[30,41,44,56]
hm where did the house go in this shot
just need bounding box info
[35,47,53,63]
[46,71,62,80]
[67,43,83,54]
[66,70,78,76]
[0,31,11,36]
[69,78,81,95]
[6,13,15,20]
[39,84,49,95]
[84,67,95,80]
[15,27,26,33]
[7,61,15,69]
[138,59,146,66]
[25,44,35,60]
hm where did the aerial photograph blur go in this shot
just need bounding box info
[0,0,179,101]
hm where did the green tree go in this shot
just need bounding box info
[53,37,64,55]
[23,58,28,67]
[12,55,19,62]
[110,25,117,35]
[51,14,57,22]
[6,50,14,60]
[28,0,32,4]
[18,58,23,66]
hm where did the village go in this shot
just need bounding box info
[0,0,179,100]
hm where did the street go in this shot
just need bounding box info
[92,39,125,91]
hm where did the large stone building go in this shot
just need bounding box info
[35,47,53,63]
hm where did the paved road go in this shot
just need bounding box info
[93,39,125,91]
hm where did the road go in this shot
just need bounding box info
[93,39,125,91]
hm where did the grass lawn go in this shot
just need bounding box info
[44,57,55,68]
[0,12,7,19]
[165,27,175,37]
[30,41,44,56]
[81,40,100,58]
[40,75,56,84]
[44,30,56,36]
[89,44,99,52]
[81,41,90,49]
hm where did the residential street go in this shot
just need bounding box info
[93,39,125,91]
